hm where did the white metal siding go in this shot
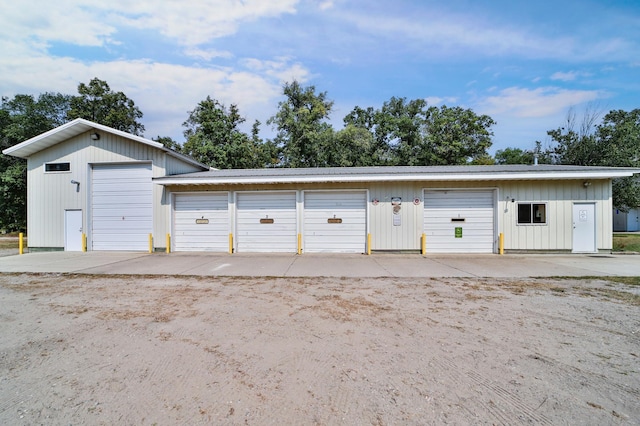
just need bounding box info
[173,193,229,251]
[91,163,153,251]
[424,190,495,253]
[303,191,367,253]
[236,192,297,252]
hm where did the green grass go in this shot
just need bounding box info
[0,236,26,250]
[613,233,640,252]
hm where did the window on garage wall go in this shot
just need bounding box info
[45,162,70,172]
[517,203,546,224]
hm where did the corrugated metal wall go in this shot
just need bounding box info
[27,131,192,249]
[165,179,613,252]
[498,179,612,251]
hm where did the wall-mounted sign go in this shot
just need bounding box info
[393,214,401,226]
[195,218,209,224]
[327,218,343,224]
[260,218,274,224]
[455,227,463,238]
[391,197,402,206]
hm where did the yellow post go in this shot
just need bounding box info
[421,233,426,255]
[82,233,87,252]
[499,232,504,255]
[149,234,153,253]
[367,233,372,255]
[166,234,170,253]
[297,233,302,255]
[19,232,24,255]
[229,233,233,254]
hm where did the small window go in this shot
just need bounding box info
[45,162,70,172]
[517,203,547,224]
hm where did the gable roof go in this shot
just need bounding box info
[2,118,209,170]
[154,164,640,186]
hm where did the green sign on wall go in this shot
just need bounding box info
[455,227,463,238]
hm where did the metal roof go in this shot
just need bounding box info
[2,118,209,171]
[154,164,640,185]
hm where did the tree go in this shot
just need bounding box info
[344,99,495,166]
[325,125,376,167]
[181,97,269,169]
[421,106,495,165]
[267,81,334,167]
[379,97,429,166]
[67,78,145,135]
[154,136,182,153]
[547,108,640,210]
[0,93,72,232]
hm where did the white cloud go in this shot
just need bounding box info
[425,96,457,106]
[479,86,603,118]
[550,71,591,82]
[550,71,577,81]
[319,1,335,10]
[184,48,234,61]
[0,0,299,48]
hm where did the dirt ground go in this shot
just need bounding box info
[0,273,638,425]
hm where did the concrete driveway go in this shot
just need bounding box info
[0,251,639,277]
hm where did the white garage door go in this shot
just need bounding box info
[236,192,297,252]
[173,193,229,252]
[91,163,153,251]
[304,191,367,253]
[423,190,495,253]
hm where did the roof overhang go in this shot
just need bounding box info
[154,166,640,186]
[2,118,209,171]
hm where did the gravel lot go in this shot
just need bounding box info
[1,273,639,425]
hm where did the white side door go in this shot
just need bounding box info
[65,210,83,251]
[572,203,596,253]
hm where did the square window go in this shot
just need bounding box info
[517,203,547,225]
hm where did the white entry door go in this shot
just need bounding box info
[572,203,596,253]
[65,210,83,251]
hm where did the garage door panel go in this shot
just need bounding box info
[91,164,152,251]
[424,190,495,253]
[236,192,297,253]
[303,191,366,253]
[173,193,229,252]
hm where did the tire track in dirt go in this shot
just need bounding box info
[529,352,640,398]
[432,355,553,425]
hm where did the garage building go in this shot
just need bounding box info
[4,119,639,254]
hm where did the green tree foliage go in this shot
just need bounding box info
[495,147,534,165]
[268,81,334,167]
[67,78,145,135]
[422,106,495,165]
[547,108,640,210]
[0,93,71,232]
[153,136,182,153]
[181,97,269,169]
[344,99,495,166]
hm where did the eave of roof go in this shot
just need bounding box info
[2,118,209,171]
[153,165,640,186]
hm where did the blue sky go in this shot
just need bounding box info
[1,0,638,155]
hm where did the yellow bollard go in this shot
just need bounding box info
[166,234,170,253]
[367,233,372,255]
[19,232,24,255]
[297,233,302,255]
[229,233,233,254]
[82,233,87,252]
[421,233,426,255]
[499,232,504,255]
[149,234,153,253]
